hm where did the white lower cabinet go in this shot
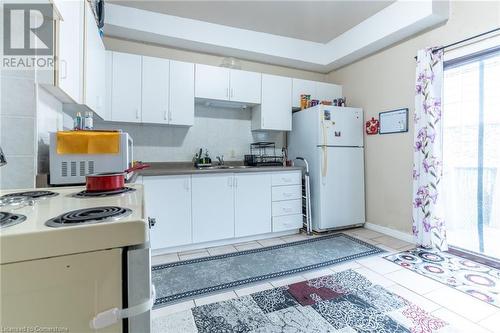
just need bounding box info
[192,173,235,243]
[143,175,192,250]
[146,170,302,250]
[234,173,271,238]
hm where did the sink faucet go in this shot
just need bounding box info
[0,146,6,167]
[216,155,224,166]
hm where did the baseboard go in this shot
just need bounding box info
[364,223,414,243]
[152,229,298,256]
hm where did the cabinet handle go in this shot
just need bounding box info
[282,177,292,183]
[184,179,190,191]
[230,88,234,98]
[135,108,140,119]
[283,192,292,197]
[234,178,238,187]
[227,177,233,187]
[226,87,229,98]
[168,110,172,122]
[164,110,168,121]
[283,207,293,213]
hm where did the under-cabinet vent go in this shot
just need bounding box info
[61,162,68,177]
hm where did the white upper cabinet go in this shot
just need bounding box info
[252,74,292,131]
[141,56,169,124]
[316,82,342,102]
[234,173,271,237]
[83,1,105,118]
[195,64,230,101]
[55,0,83,104]
[169,60,195,126]
[292,79,316,109]
[110,52,142,123]
[229,69,261,104]
[195,65,261,105]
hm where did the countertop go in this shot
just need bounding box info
[136,162,303,177]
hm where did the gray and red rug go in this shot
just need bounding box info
[385,248,500,308]
[152,269,456,333]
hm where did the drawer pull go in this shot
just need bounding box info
[283,192,292,197]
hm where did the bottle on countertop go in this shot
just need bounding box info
[84,111,94,130]
[74,112,82,130]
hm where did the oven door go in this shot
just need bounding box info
[126,244,153,332]
[89,244,154,332]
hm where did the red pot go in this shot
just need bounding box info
[85,163,150,192]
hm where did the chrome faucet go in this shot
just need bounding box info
[216,155,224,166]
[0,147,6,167]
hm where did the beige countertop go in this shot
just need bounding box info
[136,162,303,177]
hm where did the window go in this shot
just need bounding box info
[443,46,500,257]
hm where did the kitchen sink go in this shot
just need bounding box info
[197,165,254,170]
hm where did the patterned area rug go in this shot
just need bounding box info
[152,233,383,307]
[385,248,500,308]
[152,269,455,332]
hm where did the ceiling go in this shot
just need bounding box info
[109,0,394,43]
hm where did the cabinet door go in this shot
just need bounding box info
[229,69,261,104]
[169,60,195,126]
[257,74,292,131]
[315,82,342,102]
[234,173,271,237]
[142,56,169,124]
[195,64,230,101]
[57,0,83,104]
[111,52,142,123]
[83,1,106,117]
[192,174,235,243]
[143,175,192,249]
[292,79,316,108]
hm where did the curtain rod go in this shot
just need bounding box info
[413,27,500,60]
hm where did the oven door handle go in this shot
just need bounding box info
[89,284,156,330]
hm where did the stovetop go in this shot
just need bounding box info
[45,206,132,227]
[1,190,59,199]
[0,211,27,229]
[73,187,136,198]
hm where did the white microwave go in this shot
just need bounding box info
[49,132,133,185]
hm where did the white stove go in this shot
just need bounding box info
[0,184,153,332]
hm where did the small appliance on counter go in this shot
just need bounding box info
[193,148,212,168]
[49,131,133,185]
[244,142,284,167]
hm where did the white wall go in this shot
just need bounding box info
[0,71,37,190]
[327,0,500,235]
[95,105,284,162]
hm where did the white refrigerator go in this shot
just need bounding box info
[288,105,365,232]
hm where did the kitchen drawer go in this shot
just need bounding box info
[273,214,303,232]
[271,171,301,186]
[272,185,302,201]
[272,199,302,217]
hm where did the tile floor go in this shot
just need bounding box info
[151,227,500,333]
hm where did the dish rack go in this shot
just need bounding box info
[244,142,283,167]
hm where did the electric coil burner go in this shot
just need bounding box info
[45,206,132,228]
[0,212,27,228]
[1,190,59,199]
[73,187,136,198]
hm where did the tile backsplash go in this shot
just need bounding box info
[94,104,285,162]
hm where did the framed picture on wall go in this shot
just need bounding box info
[379,108,409,134]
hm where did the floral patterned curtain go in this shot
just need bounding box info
[413,48,448,251]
